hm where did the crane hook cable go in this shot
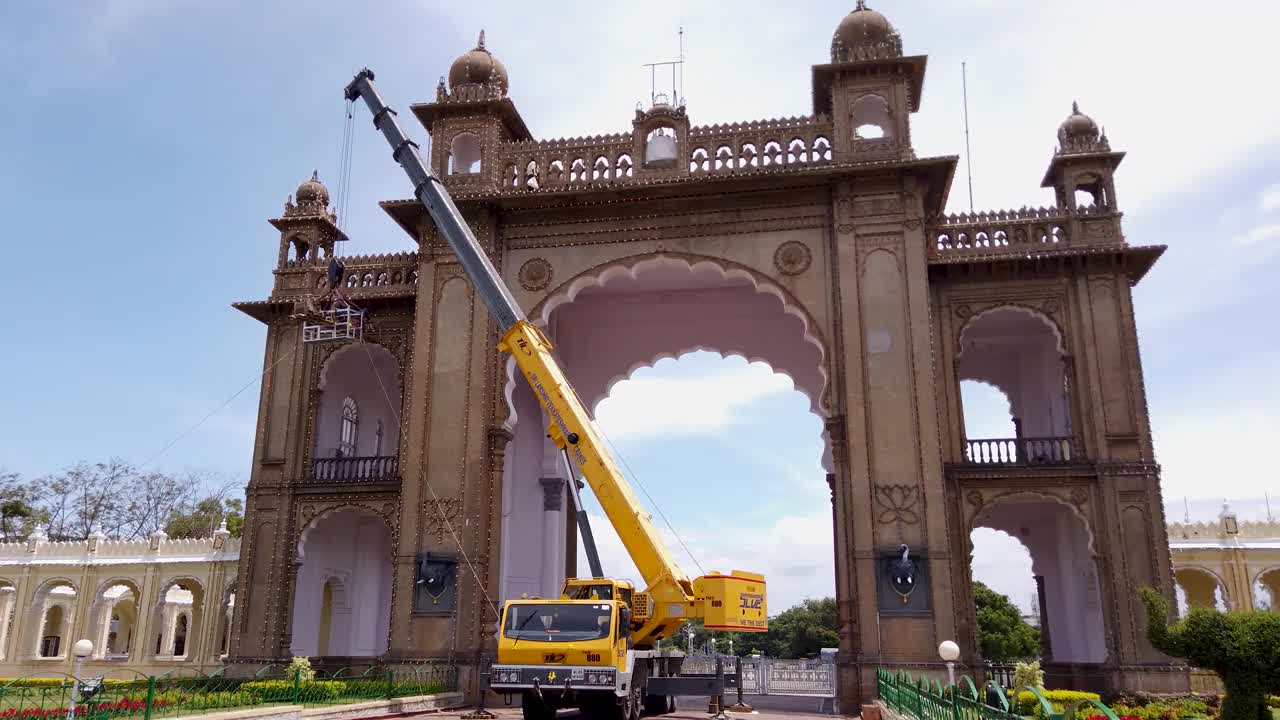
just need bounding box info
[334,100,356,242]
[596,423,707,578]
[361,342,502,621]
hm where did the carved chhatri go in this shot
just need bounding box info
[228,6,1180,709]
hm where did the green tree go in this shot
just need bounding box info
[669,597,840,659]
[974,581,1040,662]
[769,598,840,658]
[1140,586,1280,720]
[0,468,43,541]
[166,497,244,539]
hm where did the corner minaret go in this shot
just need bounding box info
[411,31,531,192]
[269,171,346,268]
[1041,102,1125,211]
[812,1,925,163]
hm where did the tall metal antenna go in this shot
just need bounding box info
[678,25,684,105]
[962,61,975,212]
[640,28,686,108]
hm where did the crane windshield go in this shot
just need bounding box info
[503,603,612,642]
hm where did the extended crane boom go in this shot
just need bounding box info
[345,68,765,720]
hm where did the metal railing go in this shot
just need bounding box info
[309,455,398,483]
[0,665,456,720]
[963,437,1079,466]
[877,669,1121,720]
[680,655,835,697]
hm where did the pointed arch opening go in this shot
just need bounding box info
[292,508,391,658]
[497,253,834,616]
[971,493,1106,669]
[958,306,1076,465]
[313,343,401,482]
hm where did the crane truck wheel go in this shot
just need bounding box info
[643,693,669,716]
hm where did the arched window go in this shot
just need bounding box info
[173,614,188,657]
[339,396,358,457]
[448,133,482,175]
[851,94,893,140]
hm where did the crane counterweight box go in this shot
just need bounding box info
[695,570,768,631]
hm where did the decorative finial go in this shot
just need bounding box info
[311,169,319,182]
[856,0,867,9]
[477,29,485,50]
[1072,100,1080,114]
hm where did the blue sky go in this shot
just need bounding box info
[2,1,1279,613]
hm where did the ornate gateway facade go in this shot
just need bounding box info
[228,4,1183,707]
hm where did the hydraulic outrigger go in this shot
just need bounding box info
[344,68,767,720]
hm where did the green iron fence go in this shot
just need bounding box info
[877,669,1122,720]
[0,665,457,720]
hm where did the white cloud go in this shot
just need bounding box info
[1232,223,1280,247]
[595,359,792,440]
[970,528,1036,613]
[1260,183,1280,214]
[1153,407,1280,501]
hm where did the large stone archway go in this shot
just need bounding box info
[230,4,1180,707]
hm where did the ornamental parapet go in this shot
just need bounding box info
[272,251,419,299]
[927,205,1124,260]
[490,114,842,193]
[0,533,239,564]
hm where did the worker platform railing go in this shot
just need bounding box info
[302,302,364,343]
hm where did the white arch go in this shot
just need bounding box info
[958,304,1066,359]
[503,253,830,431]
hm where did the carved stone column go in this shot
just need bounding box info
[540,478,566,598]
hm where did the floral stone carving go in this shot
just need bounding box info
[518,258,553,291]
[774,241,812,276]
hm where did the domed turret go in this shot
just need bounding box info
[295,170,329,208]
[448,30,509,97]
[1056,101,1110,153]
[831,0,902,61]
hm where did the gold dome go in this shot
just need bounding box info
[448,30,509,96]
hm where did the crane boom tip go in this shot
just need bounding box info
[344,68,375,101]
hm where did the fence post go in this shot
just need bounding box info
[386,670,394,700]
[292,670,300,705]
[143,676,156,720]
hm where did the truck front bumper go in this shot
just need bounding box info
[488,665,621,692]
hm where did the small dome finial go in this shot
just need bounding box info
[856,0,867,9]
[477,29,485,50]
[1072,100,1080,114]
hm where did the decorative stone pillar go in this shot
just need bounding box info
[0,586,15,659]
[540,478,566,598]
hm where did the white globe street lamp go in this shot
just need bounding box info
[938,640,960,688]
[70,639,94,719]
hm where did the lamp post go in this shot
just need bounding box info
[938,640,960,689]
[70,639,93,719]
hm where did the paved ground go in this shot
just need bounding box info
[419,695,842,720]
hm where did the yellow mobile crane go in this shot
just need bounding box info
[344,70,767,720]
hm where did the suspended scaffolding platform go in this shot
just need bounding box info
[301,259,365,343]
[302,299,364,342]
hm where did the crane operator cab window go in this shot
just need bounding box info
[503,603,612,642]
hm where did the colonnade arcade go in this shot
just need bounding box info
[0,532,238,676]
